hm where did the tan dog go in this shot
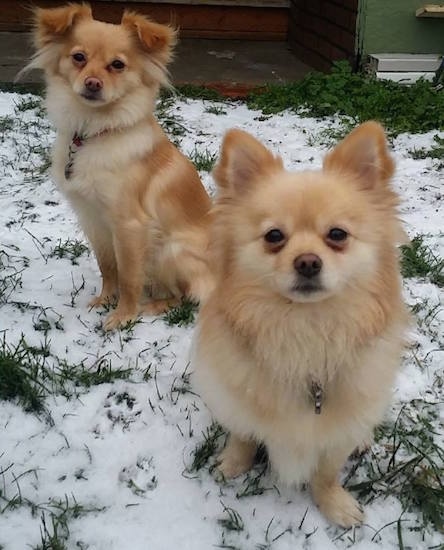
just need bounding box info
[28,4,213,330]
[193,122,408,527]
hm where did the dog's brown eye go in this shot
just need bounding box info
[327,228,348,241]
[264,229,285,243]
[110,59,125,70]
[72,52,86,64]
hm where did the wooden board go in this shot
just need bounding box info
[103,0,290,5]
[0,1,288,40]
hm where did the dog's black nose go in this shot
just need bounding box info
[294,254,322,278]
[84,77,103,92]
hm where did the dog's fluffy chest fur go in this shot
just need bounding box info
[52,125,155,204]
[46,81,158,204]
[194,289,405,448]
[214,288,386,386]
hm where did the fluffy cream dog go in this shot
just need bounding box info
[193,122,408,527]
[28,4,213,330]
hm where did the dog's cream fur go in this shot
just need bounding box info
[29,4,213,330]
[192,123,409,527]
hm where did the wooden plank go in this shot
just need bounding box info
[102,0,290,6]
[179,29,285,39]
[416,4,444,17]
[0,1,288,39]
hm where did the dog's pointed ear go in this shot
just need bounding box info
[323,121,395,189]
[213,129,283,195]
[34,3,92,48]
[122,12,176,64]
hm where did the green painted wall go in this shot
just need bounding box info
[358,0,443,55]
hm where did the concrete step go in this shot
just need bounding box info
[1,33,312,94]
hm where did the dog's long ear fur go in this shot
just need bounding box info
[323,121,395,189]
[324,121,407,244]
[121,12,176,66]
[34,3,92,48]
[213,129,283,195]
[16,3,92,80]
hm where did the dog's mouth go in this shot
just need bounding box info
[288,280,326,302]
[291,282,324,294]
[80,91,104,103]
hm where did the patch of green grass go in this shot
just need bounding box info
[0,245,29,305]
[189,422,225,472]
[305,119,355,148]
[155,94,187,144]
[158,86,226,145]
[217,504,244,532]
[57,359,133,392]
[0,83,44,95]
[33,318,62,335]
[409,135,444,169]
[205,105,227,115]
[30,144,51,176]
[401,236,443,286]
[14,95,43,113]
[236,461,273,499]
[189,147,217,172]
[170,363,196,405]
[174,84,225,101]
[0,95,51,184]
[34,511,68,550]
[0,468,105,540]
[32,307,64,335]
[247,61,444,136]
[49,238,89,265]
[32,496,105,550]
[0,466,37,513]
[0,336,48,413]
[348,399,444,532]
[163,298,198,327]
[0,115,14,135]
[0,269,24,304]
[0,331,136,411]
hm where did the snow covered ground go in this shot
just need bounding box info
[0,91,442,550]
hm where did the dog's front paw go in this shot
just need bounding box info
[215,438,256,480]
[103,309,138,331]
[88,294,115,309]
[313,485,364,527]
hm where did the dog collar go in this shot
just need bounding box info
[64,130,109,180]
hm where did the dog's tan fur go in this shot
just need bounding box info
[193,122,409,527]
[29,4,213,330]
